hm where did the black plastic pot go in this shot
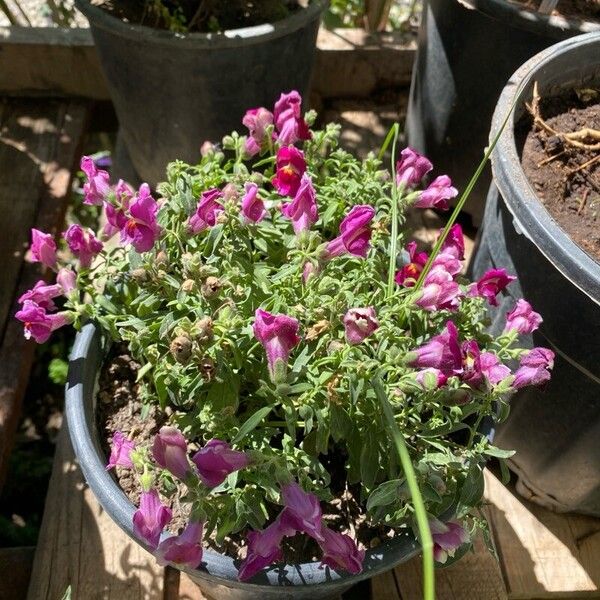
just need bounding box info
[405,0,600,223]
[75,0,324,188]
[65,323,422,599]
[471,33,600,516]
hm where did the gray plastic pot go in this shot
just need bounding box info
[470,33,600,516]
[65,323,422,599]
[405,0,600,223]
[75,0,324,188]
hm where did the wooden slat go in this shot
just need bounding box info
[370,569,401,600]
[0,546,35,600]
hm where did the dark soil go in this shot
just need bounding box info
[98,349,396,562]
[510,0,600,24]
[520,89,600,263]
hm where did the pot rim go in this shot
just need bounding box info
[490,32,600,306]
[65,322,421,590]
[74,0,325,48]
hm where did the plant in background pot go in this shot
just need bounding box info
[18,91,553,599]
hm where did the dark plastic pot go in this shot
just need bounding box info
[471,33,600,516]
[65,323,422,599]
[75,0,324,188]
[405,0,600,223]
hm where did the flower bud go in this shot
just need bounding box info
[131,268,148,283]
[181,279,196,293]
[170,335,193,364]
[201,276,221,298]
[192,317,213,344]
[155,250,169,267]
[152,426,191,481]
[200,356,216,381]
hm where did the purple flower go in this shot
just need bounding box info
[439,224,465,261]
[415,368,448,389]
[323,205,376,260]
[278,482,324,542]
[343,307,379,345]
[106,431,135,470]
[513,347,554,389]
[253,309,301,383]
[152,426,191,481]
[461,340,482,387]
[80,155,110,205]
[188,188,224,234]
[318,526,364,575]
[241,183,267,223]
[243,107,274,157]
[104,179,133,237]
[238,521,287,581]
[57,268,77,295]
[504,299,543,335]
[29,229,57,270]
[272,146,306,197]
[121,184,162,253]
[18,280,63,311]
[395,242,429,287]
[396,148,433,189]
[281,174,318,235]
[409,321,462,376]
[192,439,249,488]
[469,268,516,307]
[273,91,311,146]
[430,519,469,564]
[480,352,511,385]
[156,521,204,569]
[415,265,461,312]
[414,175,458,210]
[133,489,172,550]
[15,300,70,344]
[63,224,103,268]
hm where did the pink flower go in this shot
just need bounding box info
[415,264,461,312]
[409,321,462,376]
[133,489,172,550]
[18,280,63,311]
[281,174,318,235]
[243,107,274,157]
[273,91,311,146]
[106,431,135,470]
[504,299,543,335]
[272,146,306,197]
[156,521,204,569]
[513,347,554,389]
[104,179,134,237]
[29,229,57,270]
[480,352,511,385]
[253,309,301,383]
[469,268,516,307]
[278,483,324,542]
[15,300,70,343]
[80,155,110,205]
[414,175,458,210]
[439,224,465,261]
[302,261,319,283]
[63,224,103,268]
[415,368,448,389]
[57,268,77,295]
[192,439,249,488]
[318,527,364,575]
[188,188,224,234]
[152,426,191,481]
[396,148,433,189]
[238,521,287,581]
[121,184,162,253]
[395,242,429,287]
[461,340,482,387]
[241,183,266,223]
[323,205,376,260]
[343,307,379,345]
[430,519,469,564]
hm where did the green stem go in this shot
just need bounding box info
[386,123,401,298]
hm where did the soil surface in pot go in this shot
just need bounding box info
[96,0,305,33]
[98,348,396,562]
[519,88,600,263]
[509,0,600,24]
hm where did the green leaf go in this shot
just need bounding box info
[360,433,380,490]
[206,374,239,412]
[483,446,516,459]
[367,479,406,511]
[458,463,485,508]
[233,406,273,444]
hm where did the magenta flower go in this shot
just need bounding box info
[430,519,469,564]
[104,179,133,237]
[241,183,267,223]
[156,521,204,569]
[318,527,365,575]
[63,224,103,268]
[513,347,554,389]
[152,426,191,481]
[414,175,458,210]
[323,205,376,260]
[504,299,543,335]
[302,261,319,283]
[395,242,429,287]
[121,184,162,253]
[253,309,301,383]
[57,268,77,295]
[469,268,516,307]
[106,431,135,470]
[415,265,461,312]
[281,174,318,235]
[243,107,274,157]
[278,483,324,542]
[273,91,311,146]
[415,368,448,389]
[396,148,433,189]
[80,155,110,205]
[439,224,465,261]
[133,489,172,550]
[272,146,306,197]
[18,280,63,311]
[238,521,288,581]
[15,300,70,343]
[480,352,511,385]
[192,439,249,488]
[29,229,57,270]
[409,321,462,376]
[188,188,224,234]
[343,307,379,345]
[461,340,482,387]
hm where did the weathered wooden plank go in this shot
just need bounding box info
[370,569,401,600]
[0,546,35,600]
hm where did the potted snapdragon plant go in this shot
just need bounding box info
[18,91,553,599]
